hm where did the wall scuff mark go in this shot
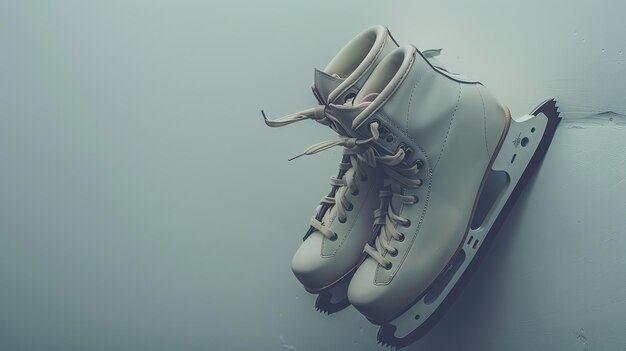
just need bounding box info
[560,111,626,129]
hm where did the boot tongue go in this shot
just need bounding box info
[313,68,344,105]
[422,48,448,72]
[422,48,473,81]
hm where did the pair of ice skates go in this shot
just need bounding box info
[263,25,560,348]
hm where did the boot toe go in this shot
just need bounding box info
[291,232,344,291]
[347,258,399,322]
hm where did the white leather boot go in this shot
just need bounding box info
[320,45,560,346]
[345,42,510,322]
[262,25,398,313]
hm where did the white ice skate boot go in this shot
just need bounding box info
[322,46,560,347]
[262,25,398,313]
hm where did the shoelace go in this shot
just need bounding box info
[364,150,423,269]
[261,105,330,128]
[294,121,416,242]
[307,146,367,240]
[263,104,396,240]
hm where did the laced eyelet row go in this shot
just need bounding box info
[383,236,403,269]
[264,108,385,246]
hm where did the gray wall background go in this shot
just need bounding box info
[1,1,625,350]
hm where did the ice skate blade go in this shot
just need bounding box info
[305,261,361,314]
[376,99,561,349]
[314,273,352,314]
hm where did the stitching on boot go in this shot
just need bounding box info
[406,75,422,132]
[476,85,491,158]
[434,83,462,170]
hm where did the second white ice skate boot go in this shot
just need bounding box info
[318,45,561,347]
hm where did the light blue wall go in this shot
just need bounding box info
[1,1,625,350]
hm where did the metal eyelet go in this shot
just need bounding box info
[389,250,398,257]
[329,234,338,241]
[402,219,412,227]
[346,203,354,211]
[351,188,359,196]
[412,195,419,204]
[416,160,424,169]
[384,262,393,270]
[338,216,347,224]
[397,234,405,242]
